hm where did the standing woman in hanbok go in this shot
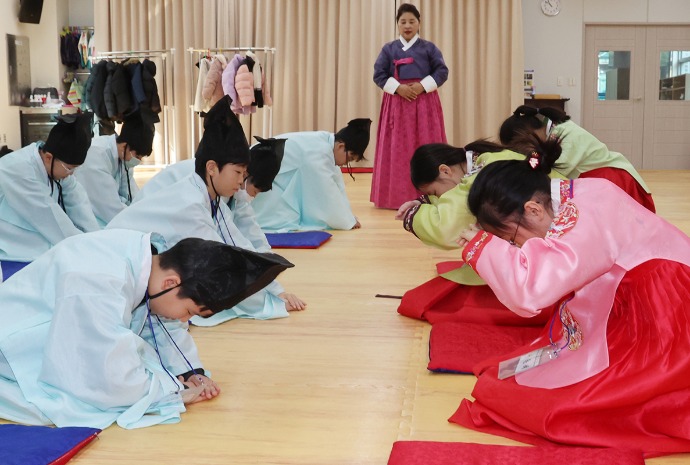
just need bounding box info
[370,3,448,209]
[452,134,690,456]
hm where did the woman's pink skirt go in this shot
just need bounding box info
[370,83,447,209]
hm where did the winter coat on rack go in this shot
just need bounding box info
[86,60,109,119]
[123,60,145,112]
[78,32,89,69]
[86,34,96,69]
[262,72,272,107]
[60,31,81,68]
[104,61,133,121]
[235,63,255,108]
[193,57,211,113]
[141,59,161,115]
[202,54,227,108]
[222,54,244,112]
[246,51,263,108]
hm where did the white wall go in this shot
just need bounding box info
[68,0,94,26]
[0,0,84,149]
[523,0,690,124]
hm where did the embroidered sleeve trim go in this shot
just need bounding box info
[403,202,422,235]
[546,200,578,239]
[462,231,490,271]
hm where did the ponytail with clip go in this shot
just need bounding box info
[500,104,571,145]
[467,132,563,234]
[513,131,562,174]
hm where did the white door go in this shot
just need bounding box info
[583,25,690,169]
[643,27,690,169]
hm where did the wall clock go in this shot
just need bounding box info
[540,0,561,16]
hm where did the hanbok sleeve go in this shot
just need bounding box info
[462,229,615,317]
[306,157,356,230]
[139,317,203,377]
[60,175,101,232]
[36,273,184,428]
[425,42,448,88]
[0,162,84,242]
[231,196,271,252]
[75,148,129,224]
[406,184,472,250]
[373,45,395,89]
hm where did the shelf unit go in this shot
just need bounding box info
[659,73,689,100]
[523,97,570,112]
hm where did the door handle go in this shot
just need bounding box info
[633,97,642,101]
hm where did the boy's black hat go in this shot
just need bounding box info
[119,110,155,156]
[335,118,372,157]
[43,112,93,165]
[174,238,294,314]
[196,95,250,165]
[247,136,287,191]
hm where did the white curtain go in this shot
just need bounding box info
[95,0,523,166]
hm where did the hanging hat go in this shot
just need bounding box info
[170,238,294,314]
[195,96,250,165]
[119,110,155,156]
[43,112,93,165]
[335,118,372,157]
[247,136,286,191]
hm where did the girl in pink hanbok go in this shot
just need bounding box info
[453,134,690,457]
[370,3,448,209]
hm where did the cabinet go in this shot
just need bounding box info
[20,109,59,147]
[659,74,689,100]
[523,97,570,112]
[19,108,87,147]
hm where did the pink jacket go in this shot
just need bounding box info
[202,55,227,107]
[234,64,255,108]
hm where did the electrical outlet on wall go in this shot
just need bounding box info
[1,134,6,144]
[557,76,564,86]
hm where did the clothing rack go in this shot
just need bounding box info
[187,47,276,156]
[65,26,95,31]
[90,49,176,167]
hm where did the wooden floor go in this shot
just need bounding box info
[46,171,690,463]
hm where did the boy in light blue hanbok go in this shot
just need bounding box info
[251,118,372,232]
[0,229,293,429]
[108,96,305,325]
[135,136,286,253]
[0,113,99,282]
[75,110,156,226]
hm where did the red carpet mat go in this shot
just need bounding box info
[428,321,542,374]
[388,441,644,465]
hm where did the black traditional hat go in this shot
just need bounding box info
[195,95,250,166]
[169,238,294,314]
[119,110,155,156]
[335,118,372,157]
[247,136,287,192]
[43,112,93,165]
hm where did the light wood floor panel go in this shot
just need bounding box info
[6,170,690,464]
